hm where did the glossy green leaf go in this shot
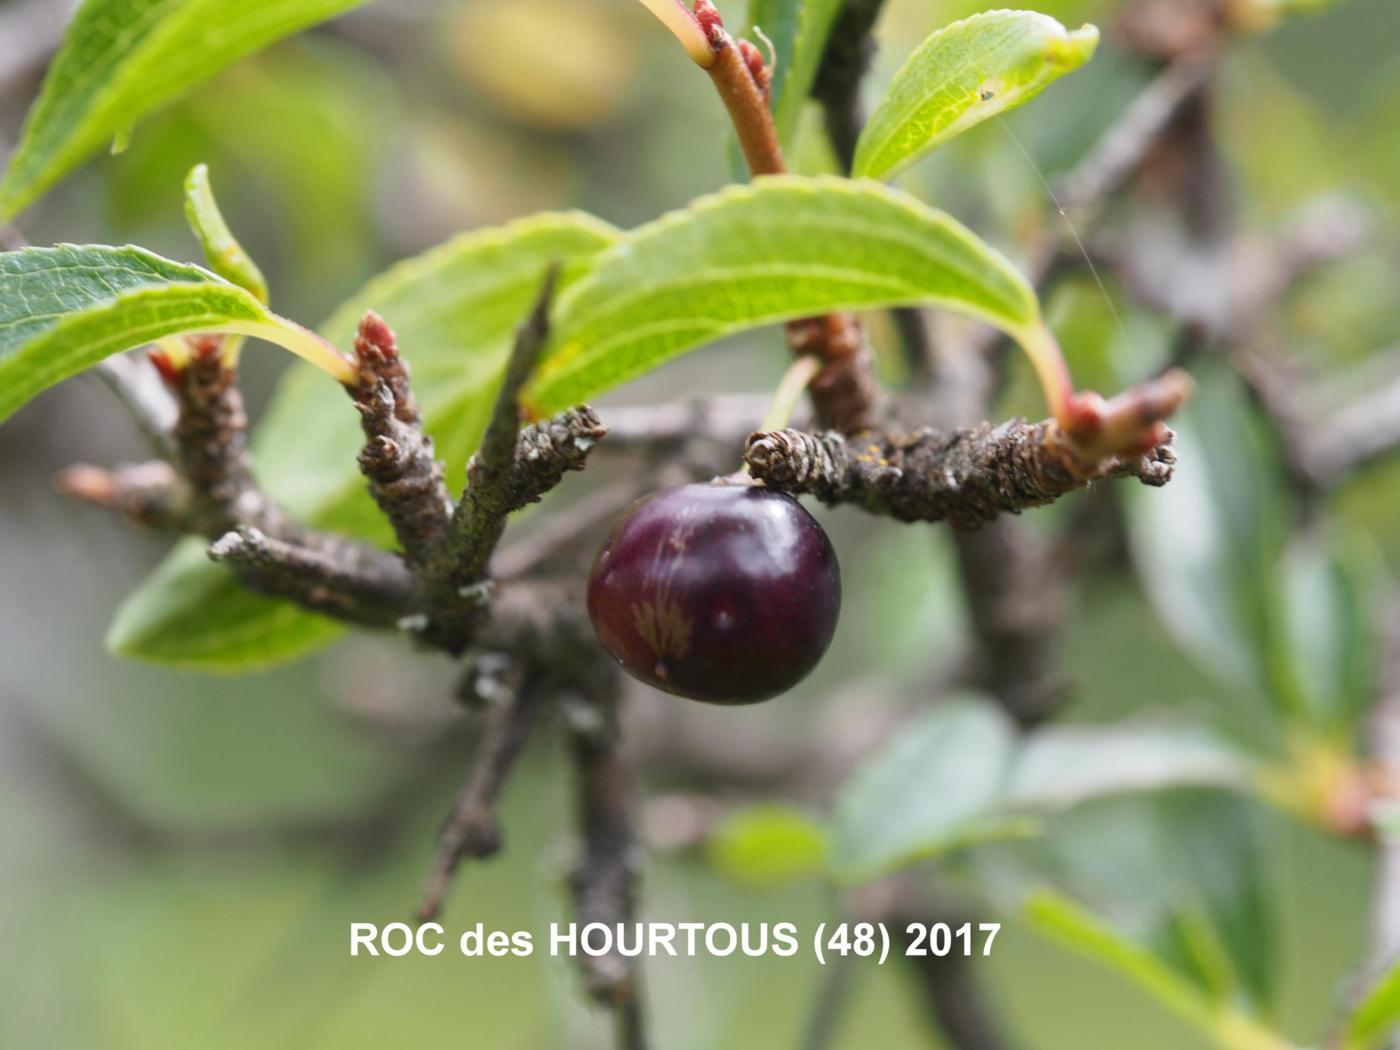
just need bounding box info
[829,697,1025,882]
[110,212,619,671]
[0,244,349,424]
[854,11,1099,181]
[1024,891,1293,1050]
[0,0,373,220]
[1005,719,1256,813]
[525,176,1040,413]
[705,804,829,889]
[744,0,845,147]
[1347,956,1400,1048]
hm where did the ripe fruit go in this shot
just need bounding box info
[587,482,841,704]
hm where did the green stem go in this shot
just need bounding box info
[219,318,358,385]
[1014,321,1075,427]
[744,355,823,477]
[760,355,823,433]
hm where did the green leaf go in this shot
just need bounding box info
[1157,797,1279,1009]
[0,244,349,424]
[1005,719,1257,813]
[1124,370,1288,693]
[705,804,829,889]
[1347,957,1400,1048]
[1024,891,1294,1050]
[1025,890,1219,1029]
[184,164,268,304]
[525,176,1040,414]
[1016,795,1279,1013]
[853,11,1099,181]
[110,212,619,671]
[106,540,344,673]
[266,211,619,527]
[1272,529,1381,732]
[0,0,373,220]
[829,697,1025,882]
[744,0,845,147]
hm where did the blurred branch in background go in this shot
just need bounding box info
[0,0,76,97]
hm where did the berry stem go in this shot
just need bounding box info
[760,354,822,435]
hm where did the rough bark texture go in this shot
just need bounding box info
[348,312,453,569]
[208,525,415,629]
[170,340,269,537]
[746,422,1176,530]
[785,313,885,436]
[699,11,884,437]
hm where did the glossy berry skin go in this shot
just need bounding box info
[587,483,841,705]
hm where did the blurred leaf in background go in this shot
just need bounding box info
[0,0,372,220]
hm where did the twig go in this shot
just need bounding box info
[492,477,643,580]
[54,461,185,531]
[418,666,542,921]
[347,312,454,569]
[414,579,603,920]
[785,312,884,436]
[1293,368,1400,488]
[809,0,887,174]
[424,266,566,650]
[420,405,606,649]
[892,909,1021,1050]
[166,338,282,538]
[564,684,645,1025]
[798,949,860,1050]
[208,525,416,629]
[612,995,647,1050]
[93,354,179,460]
[699,6,783,179]
[809,0,938,378]
[746,417,1177,531]
[62,331,436,628]
[694,2,882,435]
[953,521,1070,727]
[1057,57,1216,220]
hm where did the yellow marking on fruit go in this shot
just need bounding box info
[633,596,693,662]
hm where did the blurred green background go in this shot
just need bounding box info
[3,0,1399,1046]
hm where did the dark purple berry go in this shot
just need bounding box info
[587,482,841,705]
